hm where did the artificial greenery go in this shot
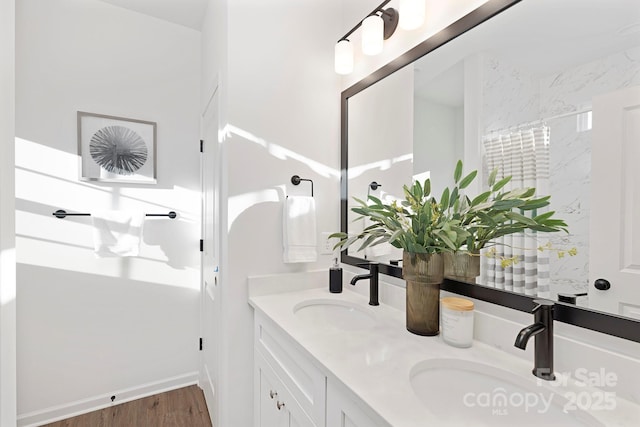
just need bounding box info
[445,162,568,253]
[330,160,568,255]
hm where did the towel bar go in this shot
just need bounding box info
[53,210,177,219]
[291,175,314,197]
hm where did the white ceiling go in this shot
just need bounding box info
[97,0,209,31]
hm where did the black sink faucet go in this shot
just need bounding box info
[514,299,556,381]
[350,263,379,306]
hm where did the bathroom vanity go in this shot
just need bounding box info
[251,289,388,427]
[249,276,639,427]
[249,0,640,425]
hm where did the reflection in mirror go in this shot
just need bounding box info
[348,61,466,263]
[347,66,413,264]
[413,60,464,198]
[344,0,640,320]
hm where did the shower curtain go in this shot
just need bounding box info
[480,125,551,297]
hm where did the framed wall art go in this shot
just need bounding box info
[78,111,157,184]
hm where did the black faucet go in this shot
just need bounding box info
[350,263,379,306]
[514,299,556,381]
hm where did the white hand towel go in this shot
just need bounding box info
[283,196,317,263]
[92,211,145,257]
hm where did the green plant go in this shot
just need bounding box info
[330,176,470,254]
[330,160,569,255]
[445,161,569,253]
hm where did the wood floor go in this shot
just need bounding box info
[41,385,212,427]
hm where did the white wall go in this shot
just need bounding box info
[15,0,201,423]
[201,0,343,425]
[0,0,17,424]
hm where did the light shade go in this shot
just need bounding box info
[334,40,353,75]
[362,14,384,56]
[399,0,425,30]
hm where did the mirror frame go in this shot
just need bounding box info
[340,0,640,343]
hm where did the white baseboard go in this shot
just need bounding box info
[17,371,199,427]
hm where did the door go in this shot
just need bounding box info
[201,83,222,425]
[589,85,640,318]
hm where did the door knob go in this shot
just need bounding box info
[594,278,611,290]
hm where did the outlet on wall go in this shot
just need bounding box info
[320,231,336,255]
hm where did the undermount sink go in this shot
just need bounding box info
[410,358,604,427]
[293,299,377,331]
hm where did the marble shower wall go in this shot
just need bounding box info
[480,46,640,297]
[540,45,640,295]
[481,54,539,134]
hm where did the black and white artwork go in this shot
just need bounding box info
[78,111,157,183]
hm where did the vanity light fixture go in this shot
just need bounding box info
[335,39,354,74]
[334,0,400,74]
[399,0,425,30]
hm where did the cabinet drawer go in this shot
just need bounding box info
[254,313,325,426]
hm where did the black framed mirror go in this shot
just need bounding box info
[340,0,640,342]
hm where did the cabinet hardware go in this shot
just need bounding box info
[269,390,277,399]
[276,401,285,410]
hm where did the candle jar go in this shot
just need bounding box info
[440,297,474,348]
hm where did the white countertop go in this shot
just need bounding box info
[249,285,639,427]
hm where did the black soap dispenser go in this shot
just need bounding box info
[329,258,343,293]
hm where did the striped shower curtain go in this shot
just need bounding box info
[480,125,551,297]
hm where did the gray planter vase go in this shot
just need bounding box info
[402,252,444,336]
[443,251,481,283]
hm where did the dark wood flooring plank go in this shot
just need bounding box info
[40,385,212,427]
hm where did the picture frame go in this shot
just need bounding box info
[77,111,157,184]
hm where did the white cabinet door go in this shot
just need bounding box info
[258,363,289,427]
[326,378,390,427]
[589,85,640,318]
[255,351,316,427]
